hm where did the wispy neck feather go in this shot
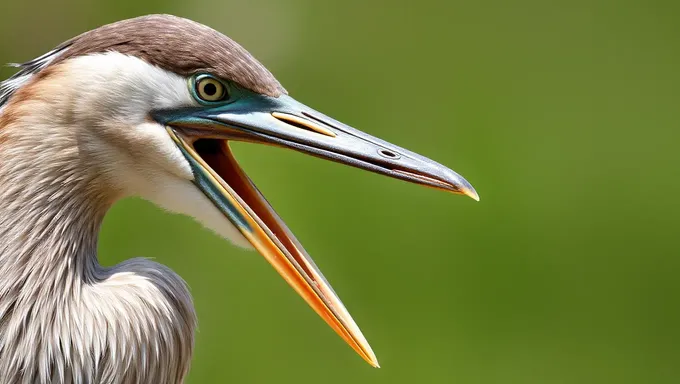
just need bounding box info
[0,63,196,384]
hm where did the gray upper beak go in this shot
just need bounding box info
[166,93,478,200]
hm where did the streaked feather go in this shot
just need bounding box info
[0,46,70,111]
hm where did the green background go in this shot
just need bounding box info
[1,0,679,383]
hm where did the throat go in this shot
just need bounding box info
[0,125,114,293]
[0,167,110,290]
[0,60,198,382]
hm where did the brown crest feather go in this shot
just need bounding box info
[50,14,286,97]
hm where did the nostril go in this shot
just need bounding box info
[378,149,400,159]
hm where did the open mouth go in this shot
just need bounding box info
[159,93,478,367]
[166,130,379,366]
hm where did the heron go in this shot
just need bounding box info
[0,14,478,383]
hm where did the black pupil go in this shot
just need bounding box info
[203,82,218,96]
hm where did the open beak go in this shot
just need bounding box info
[155,93,478,368]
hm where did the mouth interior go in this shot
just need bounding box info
[192,138,318,283]
[189,137,380,366]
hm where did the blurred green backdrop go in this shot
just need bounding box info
[2,0,679,383]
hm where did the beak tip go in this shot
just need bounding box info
[358,341,380,367]
[465,187,480,202]
[451,175,479,201]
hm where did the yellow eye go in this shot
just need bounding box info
[195,76,227,102]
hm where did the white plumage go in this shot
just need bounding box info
[0,53,250,383]
[0,14,478,384]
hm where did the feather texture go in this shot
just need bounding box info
[0,15,278,382]
[0,51,256,383]
[0,46,69,112]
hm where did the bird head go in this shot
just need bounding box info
[0,15,478,367]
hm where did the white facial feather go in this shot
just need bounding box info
[62,52,251,248]
[0,51,254,383]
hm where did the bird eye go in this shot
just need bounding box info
[194,75,227,103]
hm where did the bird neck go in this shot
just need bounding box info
[0,118,196,384]
[0,161,108,282]
[0,57,197,383]
[0,78,117,293]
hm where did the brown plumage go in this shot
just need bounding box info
[0,12,478,384]
[49,14,286,97]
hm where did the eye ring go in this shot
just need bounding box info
[192,74,228,103]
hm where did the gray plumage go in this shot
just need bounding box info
[0,12,472,382]
[0,110,196,383]
[0,14,288,384]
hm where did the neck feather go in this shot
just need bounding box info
[0,63,119,291]
[0,59,196,384]
[0,104,113,297]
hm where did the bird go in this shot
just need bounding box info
[0,14,478,384]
